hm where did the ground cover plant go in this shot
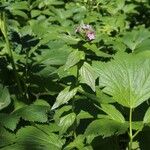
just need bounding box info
[0,0,150,149]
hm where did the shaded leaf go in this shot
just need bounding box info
[0,113,20,131]
[65,49,85,70]
[143,107,150,124]
[0,85,11,111]
[14,105,49,123]
[101,104,125,123]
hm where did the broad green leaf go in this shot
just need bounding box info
[132,121,143,131]
[64,135,85,150]
[122,27,150,52]
[34,46,71,66]
[58,112,76,134]
[7,1,29,10]
[31,10,41,18]
[81,146,93,150]
[101,104,125,123]
[51,87,78,110]
[85,119,128,138]
[93,52,150,108]
[143,107,150,124]
[56,65,77,79]
[77,110,93,120]
[0,126,16,148]
[79,62,98,92]
[0,85,11,110]
[33,99,50,107]
[14,105,49,123]
[65,49,85,70]
[0,113,20,131]
[17,126,65,150]
[10,10,28,19]
[83,43,112,58]
[96,87,115,103]
[54,105,72,123]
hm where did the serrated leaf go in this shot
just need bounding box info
[143,107,150,124]
[93,52,150,108]
[64,135,85,150]
[10,10,28,19]
[59,112,76,134]
[85,119,128,139]
[54,105,72,123]
[122,27,150,52]
[0,113,20,131]
[7,1,29,10]
[33,99,50,107]
[17,126,65,150]
[79,62,97,92]
[0,126,16,148]
[65,49,85,70]
[0,85,11,110]
[101,104,125,123]
[14,105,49,123]
[51,87,78,110]
[77,110,93,120]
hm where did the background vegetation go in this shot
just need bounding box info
[0,0,150,149]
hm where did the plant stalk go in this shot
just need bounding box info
[129,108,133,150]
[1,12,23,96]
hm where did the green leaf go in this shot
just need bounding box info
[7,1,29,10]
[58,112,76,134]
[96,88,115,104]
[0,85,11,111]
[77,110,93,120]
[14,105,49,123]
[79,62,97,92]
[10,10,28,19]
[0,113,20,131]
[143,107,150,124]
[83,43,112,58]
[101,104,125,123]
[34,45,71,66]
[33,99,50,107]
[17,126,65,150]
[0,126,16,148]
[54,105,72,123]
[132,121,143,131]
[122,27,150,52]
[65,49,85,70]
[85,119,128,139]
[51,86,78,110]
[93,52,150,108]
[64,135,85,150]
[31,10,41,18]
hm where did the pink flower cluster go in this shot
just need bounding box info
[75,24,95,41]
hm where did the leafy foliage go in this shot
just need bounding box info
[0,0,150,149]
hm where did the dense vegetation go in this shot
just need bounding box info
[0,0,150,149]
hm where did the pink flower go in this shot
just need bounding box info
[86,31,95,41]
[75,24,95,41]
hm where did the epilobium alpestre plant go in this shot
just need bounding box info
[0,0,150,150]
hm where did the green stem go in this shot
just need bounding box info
[132,126,143,139]
[129,108,133,150]
[1,12,23,96]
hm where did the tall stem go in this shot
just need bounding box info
[129,108,133,150]
[1,12,23,96]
